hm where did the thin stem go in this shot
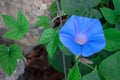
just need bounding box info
[55,0,63,26]
[55,0,67,80]
[61,51,67,80]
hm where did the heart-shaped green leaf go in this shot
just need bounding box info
[0,44,24,76]
[61,0,101,18]
[98,51,120,80]
[48,49,75,73]
[113,0,120,14]
[46,39,57,57]
[100,8,118,24]
[82,69,101,80]
[39,28,58,57]
[104,28,120,51]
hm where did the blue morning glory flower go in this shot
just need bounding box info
[59,15,106,57]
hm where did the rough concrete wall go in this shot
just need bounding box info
[0,0,52,26]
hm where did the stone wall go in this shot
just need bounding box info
[0,0,52,26]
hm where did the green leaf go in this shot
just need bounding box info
[82,0,101,8]
[113,0,120,13]
[101,0,110,5]
[79,63,92,76]
[39,28,56,44]
[104,28,120,51]
[9,45,24,59]
[98,51,120,80]
[39,28,58,57]
[17,11,29,33]
[1,11,29,40]
[82,69,101,80]
[103,22,114,29]
[61,0,81,15]
[3,29,24,40]
[100,7,118,24]
[0,44,24,76]
[60,0,101,18]
[115,22,120,30]
[49,1,57,17]
[48,49,75,73]
[46,39,57,58]
[99,50,112,60]
[1,15,18,29]
[35,16,50,29]
[86,9,102,19]
[68,63,81,80]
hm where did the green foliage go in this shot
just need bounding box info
[103,22,114,29]
[87,9,102,19]
[1,15,18,29]
[39,28,56,44]
[39,28,73,57]
[100,0,120,24]
[104,28,120,51]
[39,28,58,57]
[79,63,93,76]
[101,0,110,5]
[35,16,50,29]
[81,69,100,80]
[46,38,57,57]
[49,1,57,17]
[113,0,120,14]
[1,0,120,79]
[100,8,118,24]
[68,63,81,80]
[48,49,75,73]
[98,51,120,80]
[0,44,24,76]
[115,22,120,30]
[1,11,29,40]
[60,0,102,18]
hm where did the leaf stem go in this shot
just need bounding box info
[82,63,94,70]
[55,0,67,80]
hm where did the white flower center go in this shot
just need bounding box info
[75,34,87,45]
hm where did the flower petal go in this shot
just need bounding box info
[59,15,82,37]
[73,16,103,36]
[81,44,94,57]
[80,33,106,57]
[86,33,106,53]
[81,18,103,36]
[59,34,82,55]
[59,15,106,57]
